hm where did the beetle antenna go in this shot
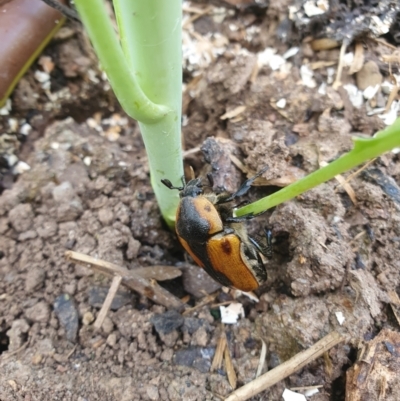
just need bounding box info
[161,179,184,191]
[220,165,269,203]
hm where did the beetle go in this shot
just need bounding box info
[161,168,272,292]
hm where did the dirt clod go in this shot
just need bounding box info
[25,301,50,324]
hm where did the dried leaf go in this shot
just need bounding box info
[349,42,364,75]
[220,105,246,120]
[224,344,237,389]
[135,266,182,281]
[211,333,226,372]
[256,339,267,378]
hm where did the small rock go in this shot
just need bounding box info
[58,163,89,190]
[36,338,55,355]
[31,353,43,365]
[102,316,114,334]
[52,182,76,203]
[56,199,83,222]
[150,310,184,335]
[192,358,212,374]
[126,237,141,260]
[159,330,179,347]
[0,218,9,234]
[25,301,50,324]
[114,202,130,224]
[94,176,113,192]
[181,264,221,298]
[191,327,208,347]
[146,384,160,401]
[6,319,30,351]
[36,220,58,238]
[88,286,134,310]
[25,268,46,292]
[174,347,215,373]
[356,61,383,91]
[106,333,117,347]
[8,380,17,392]
[53,294,79,342]
[82,311,94,326]
[98,208,114,226]
[160,348,174,361]
[18,230,38,241]
[64,280,77,295]
[8,203,34,232]
[183,317,211,334]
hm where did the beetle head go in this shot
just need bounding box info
[180,178,203,198]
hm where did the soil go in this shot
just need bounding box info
[1,1,400,400]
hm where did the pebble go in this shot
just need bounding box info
[101,316,114,334]
[146,384,160,401]
[160,348,173,361]
[191,327,208,347]
[82,311,94,326]
[56,199,83,222]
[88,286,133,310]
[31,353,43,365]
[181,264,221,298]
[52,182,76,203]
[158,330,179,347]
[98,208,114,226]
[18,230,38,241]
[6,319,30,351]
[25,268,46,292]
[36,220,58,238]
[8,203,34,232]
[106,333,117,347]
[53,294,79,342]
[356,61,383,91]
[150,310,184,335]
[126,237,141,260]
[182,317,211,334]
[25,301,50,324]
[174,347,215,373]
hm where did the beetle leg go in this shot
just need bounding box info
[225,214,255,223]
[161,179,184,191]
[224,227,235,234]
[206,173,214,188]
[216,166,268,204]
[249,228,273,259]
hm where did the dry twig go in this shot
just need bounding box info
[332,41,347,89]
[94,275,122,330]
[0,338,30,361]
[182,292,217,316]
[65,251,185,310]
[225,331,343,401]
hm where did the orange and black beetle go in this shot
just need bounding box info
[161,168,272,292]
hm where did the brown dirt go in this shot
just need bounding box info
[1,1,400,400]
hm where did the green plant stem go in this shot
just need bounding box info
[236,118,400,217]
[73,0,170,123]
[113,0,183,227]
[74,0,183,227]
